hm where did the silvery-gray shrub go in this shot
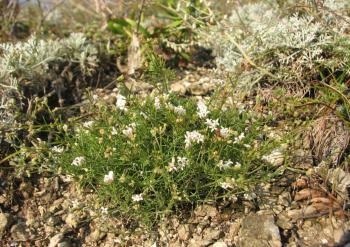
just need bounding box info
[0,33,98,124]
[204,0,350,90]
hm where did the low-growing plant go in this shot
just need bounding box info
[203,0,350,91]
[0,33,99,123]
[53,92,277,225]
[0,33,102,163]
[144,50,176,93]
[108,0,215,64]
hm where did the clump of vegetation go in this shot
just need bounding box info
[0,33,98,123]
[204,0,350,91]
[107,0,215,66]
[53,92,276,224]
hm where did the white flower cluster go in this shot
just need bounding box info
[219,127,231,138]
[217,160,241,170]
[104,171,114,184]
[51,145,64,153]
[173,105,186,116]
[234,132,245,143]
[216,159,233,170]
[122,123,136,140]
[111,127,118,136]
[83,120,94,129]
[220,178,236,190]
[154,97,161,110]
[197,101,209,119]
[132,193,143,202]
[168,156,189,172]
[116,94,127,111]
[205,118,219,132]
[185,131,204,149]
[71,156,85,166]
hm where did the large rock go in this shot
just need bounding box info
[237,213,281,247]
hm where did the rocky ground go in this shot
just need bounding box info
[1,68,350,246]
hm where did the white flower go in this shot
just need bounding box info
[116,94,127,111]
[71,199,79,209]
[83,120,94,129]
[52,145,64,153]
[220,182,233,189]
[197,101,209,119]
[63,124,68,132]
[168,156,189,172]
[71,156,85,166]
[185,131,204,149]
[104,171,114,184]
[174,105,186,116]
[234,132,245,143]
[132,194,143,202]
[101,207,108,214]
[234,162,242,169]
[177,157,189,170]
[168,157,177,172]
[220,178,236,189]
[92,94,99,101]
[111,127,118,135]
[205,118,219,132]
[217,159,233,170]
[154,97,161,110]
[140,111,149,119]
[219,127,231,138]
[244,192,257,201]
[122,123,136,140]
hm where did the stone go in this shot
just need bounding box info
[88,229,106,242]
[189,82,214,96]
[202,228,224,242]
[48,233,64,247]
[57,242,72,247]
[333,227,347,244]
[228,222,241,238]
[237,214,281,247]
[188,239,212,247]
[11,222,30,241]
[65,213,78,228]
[303,205,318,217]
[19,182,34,199]
[178,224,192,241]
[125,80,153,93]
[276,213,293,230]
[49,198,64,213]
[0,213,12,237]
[328,168,350,200]
[286,209,302,221]
[168,239,182,247]
[212,241,228,247]
[194,205,218,218]
[261,145,286,167]
[170,82,187,95]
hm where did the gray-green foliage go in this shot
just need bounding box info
[0,33,98,124]
[204,0,350,90]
